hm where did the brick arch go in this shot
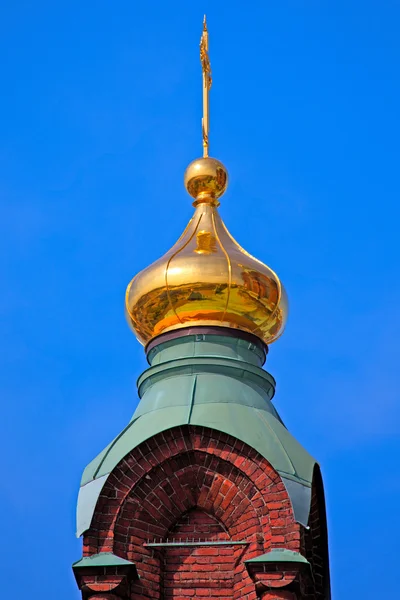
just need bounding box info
[121,473,260,598]
[84,426,301,600]
[114,453,265,539]
[113,458,264,599]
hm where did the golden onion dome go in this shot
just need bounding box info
[125,157,288,346]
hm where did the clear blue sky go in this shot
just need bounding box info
[1,1,399,597]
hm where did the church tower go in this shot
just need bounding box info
[73,18,331,600]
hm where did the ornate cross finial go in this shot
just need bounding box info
[200,15,212,158]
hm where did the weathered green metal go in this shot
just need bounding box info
[72,552,139,585]
[72,553,136,569]
[77,332,316,537]
[83,402,311,486]
[245,549,310,565]
[147,333,266,367]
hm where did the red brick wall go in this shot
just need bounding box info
[163,509,234,597]
[82,425,325,599]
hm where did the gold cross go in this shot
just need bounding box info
[200,15,212,158]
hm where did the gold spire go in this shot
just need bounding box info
[200,15,212,158]
[125,17,288,347]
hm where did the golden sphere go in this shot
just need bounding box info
[184,157,228,200]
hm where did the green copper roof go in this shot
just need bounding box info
[72,552,139,584]
[77,332,316,536]
[82,402,313,486]
[72,552,136,569]
[245,549,310,565]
